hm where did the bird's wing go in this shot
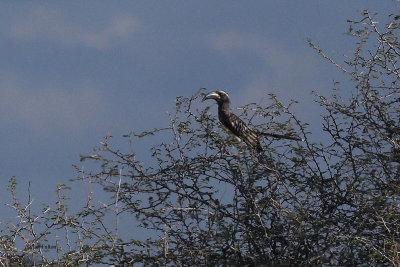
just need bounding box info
[222,112,261,151]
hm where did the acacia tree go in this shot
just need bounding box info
[304,11,400,265]
[1,10,399,266]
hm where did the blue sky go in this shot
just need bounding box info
[0,1,398,237]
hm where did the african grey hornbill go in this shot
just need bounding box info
[203,90,302,152]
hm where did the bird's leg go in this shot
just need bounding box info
[218,141,239,158]
[250,149,277,174]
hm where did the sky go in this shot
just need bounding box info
[0,0,398,253]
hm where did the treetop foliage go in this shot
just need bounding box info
[1,10,399,266]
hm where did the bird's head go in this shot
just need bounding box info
[202,90,230,106]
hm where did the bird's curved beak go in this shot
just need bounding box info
[202,92,219,102]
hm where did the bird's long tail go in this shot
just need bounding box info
[259,132,304,141]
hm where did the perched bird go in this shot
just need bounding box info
[203,90,302,152]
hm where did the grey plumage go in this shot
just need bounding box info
[203,90,302,152]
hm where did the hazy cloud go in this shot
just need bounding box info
[208,31,322,105]
[9,6,142,50]
[0,76,106,135]
[211,31,300,69]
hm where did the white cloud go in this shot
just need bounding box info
[9,6,141,50]
[211,31,295,69]
[0,76,107,135]
[208,31,321,104]
[208,31,326,128]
